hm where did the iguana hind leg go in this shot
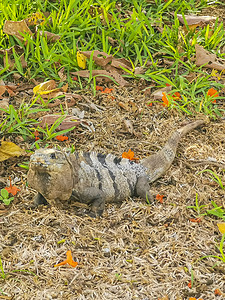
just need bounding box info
[135,176,154,202]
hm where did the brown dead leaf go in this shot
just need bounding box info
[195,44,225,71]
[3,20,32,42]
[111,58,132,71]
[38,114,80,131]
[0,45,27,69]
[128,100,138,112]
[72,69,129,86]
[151,85,172,100]
[39,31,61,42]
[118,102,129,110]
[81,50,132,71]
[0,86,6,98]
[175,13,217,25]
[58,67,67,82]
[0,141,25,162]
[123,119,134,134]
[81,50,113,67]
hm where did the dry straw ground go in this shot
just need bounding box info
[0,84,225,300]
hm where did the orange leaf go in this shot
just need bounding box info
[156,194,164,203]
[55,135,68,141]
[188,281,192,288]
[96,85,104,91]
[54,250,78,268]
[162,92,169,107]
[214,288,222,296]
[101,87,113,94]
[5,177,20,196]
[189,218,201,223]
[172,92,181,99]
[33,130,40,141]
[122,149,139,161]
[207,88,218,103]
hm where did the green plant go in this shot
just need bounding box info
[187,193,207,215]
[0,189,14,205]
[0,255,36,282]
[198,169,224,190]
[36,114,76,140]
[0,256,6,279]
[205,201,225,221]
[200,233,225,264]
[0,101,49,139]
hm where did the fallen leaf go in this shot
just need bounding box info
[122,149,139,161]
[38,114,80,131]
[123,120,134,135]
[96,85,104,91]
[3,20,32,42]
[118,102,130,111]
[58,67,67,82]
[207,88,218,103]
[72,68,129,86]
[156,194,164,203]
[0,45,27,69]
[152,85,172,100]
[33,130,40,141]
[101,87,113,93]
[190,218,201,223]
[195,44,225,71]
[162,92,169,107]
[214,288,222,296]
[77,51,86,69]
[81,50,132,71]
[188,280,192,288]
[217,223,225,234]
[111,57,133,71]
[5,177,20,196]
[81,50,113,67]
[33,80,56,95]
[175,13,216,25]
[0,141,25,162]
[0,85,6,98]
[39,30,61,42]
[54,250,78,268]
[55,135,69,141]
[129,100,138,112]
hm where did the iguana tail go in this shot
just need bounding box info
[140,120,205,183]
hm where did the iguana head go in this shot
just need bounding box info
[28,148,73,204]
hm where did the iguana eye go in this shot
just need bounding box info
[50,153,56,159]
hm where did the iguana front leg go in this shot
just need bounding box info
[73,187,105,217]
[33,192,48,206]
[135,176,153,202]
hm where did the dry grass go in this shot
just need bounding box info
[0,85,225,300]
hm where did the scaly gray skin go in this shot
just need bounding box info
[27,120,205,216]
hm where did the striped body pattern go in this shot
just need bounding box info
[71,152,148,203]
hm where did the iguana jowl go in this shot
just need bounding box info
[27,120,205,216]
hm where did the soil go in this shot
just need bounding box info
[1,4,225,300]
[0,83,225,300]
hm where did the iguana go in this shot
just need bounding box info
[27,120,205,216]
